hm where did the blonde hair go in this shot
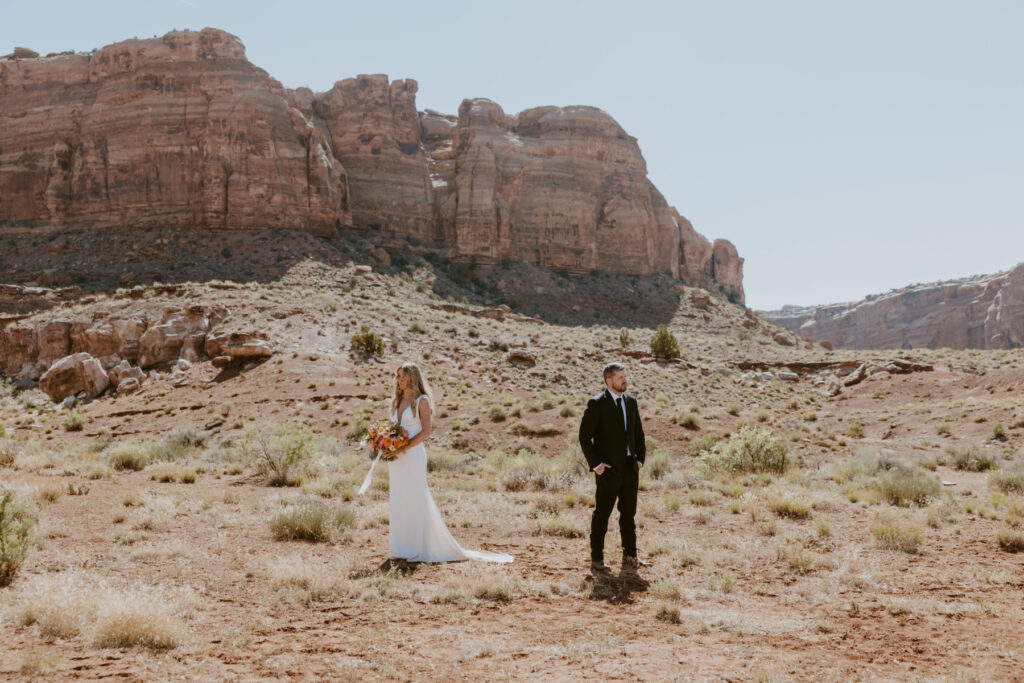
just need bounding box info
[392,362,433,420]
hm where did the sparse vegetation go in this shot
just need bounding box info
[650,324,680,359]
[1,489,36,586]
[872,522,924,553]
[699,426,789,474]
[351,325,386,356]
[270,501,354,542]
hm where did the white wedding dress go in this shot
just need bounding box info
[388,396,513,563]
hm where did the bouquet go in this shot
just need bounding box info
[356,420,410,496]
[361,420,410,462]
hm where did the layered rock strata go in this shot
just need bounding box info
[1,28,743,303]
[765,263,1024,350]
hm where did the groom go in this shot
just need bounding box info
[578,362,647,571]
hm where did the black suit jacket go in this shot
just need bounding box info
[578,389,646,473]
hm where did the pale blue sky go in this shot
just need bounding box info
[4,1,1022,309]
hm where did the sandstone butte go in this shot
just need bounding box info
[764,262,1024,350]
[0,28,743,304]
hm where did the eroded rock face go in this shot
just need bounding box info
[0,28,347,236]
[765,263,1024,350]
[0,29,743,301]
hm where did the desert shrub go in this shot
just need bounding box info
[995,526,1024,553]
[488,405,507,422]
[501,450,581,492]
[872,522,924,553]
[64,410,87,432]
[767,494,811,519]
[166,426,209,450]
[0,439,16,467]
[992,421,1007,441]
[247,426,317,487]
[846,419,864,438]
[989,465,1024,494]
[108,443,150,471]
[726,403,741,417]
[699,426,789,474]
[690,432,721,454]
[619,328,630,348]
[873,469,940,507]
[948,446,995,472]
[645,451,671,480]
[650,325,680,360]
[270,501,354,542]
[0,489,36,586]
[508,421,562,437]
[655,603,682,623]
[351,325,386,356]
[427,450,462,472]
[678,412,700,430]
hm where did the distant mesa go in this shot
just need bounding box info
[763,263,1024,350]
[0,28,743,304]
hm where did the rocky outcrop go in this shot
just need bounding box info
[0,302,266,397]
[0,28,346,236]
[0,28,743,302]
[764,263,1024,350]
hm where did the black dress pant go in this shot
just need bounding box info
[590,467,638,561]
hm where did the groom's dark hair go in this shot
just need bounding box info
[603,362,625,380]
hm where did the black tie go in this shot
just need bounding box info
[616,397,626,432]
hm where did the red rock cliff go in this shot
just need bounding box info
[1,28,744,303]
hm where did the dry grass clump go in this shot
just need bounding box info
[536,516,583,538]
[645,451,671,480]
[35,480,64,503]
[655,603,682,623]
[265,555,349,605]
[994,526,1024,553]
[108,443,150,471]
[500,450,582,492]
[1,489,36,586]
[0,439,17,467]
[989,465,1024,494]
[270,500,354,542]
[873,468,941,507]
[430,565,526,605]
[17,572,189,649]
[767,494,811,519]
[698,426,789,474]
[948,446,996,472]
[872,522,924,553]
[63,409,87,432]
[148,464,197,484]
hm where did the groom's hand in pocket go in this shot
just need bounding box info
[594,463,611,475]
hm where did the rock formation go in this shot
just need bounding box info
[0,28,744,303]
[764,263,1024,350]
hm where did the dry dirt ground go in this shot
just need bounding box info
[1,265,1023,681]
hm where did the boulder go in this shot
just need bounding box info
[116,377,141,394]
[505,350,537,367]
[690,290,712,310]
[108,359,146,388]
[205,331,273,359]
[39,352,110,401]
[772,332,795,347]
[842,363,867,387]
[138,306,210,368]
[777,371,799,382]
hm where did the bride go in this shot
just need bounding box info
[385,362,512,564]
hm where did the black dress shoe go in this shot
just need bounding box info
[590,560,610,572]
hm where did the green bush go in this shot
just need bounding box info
[650,325,680,360]
[619,328,630,348]
[949,446,995,472]
[351,325,386,356]
[698,426,789,474]
[1,489,36,586]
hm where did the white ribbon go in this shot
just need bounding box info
[357,451,383,496]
